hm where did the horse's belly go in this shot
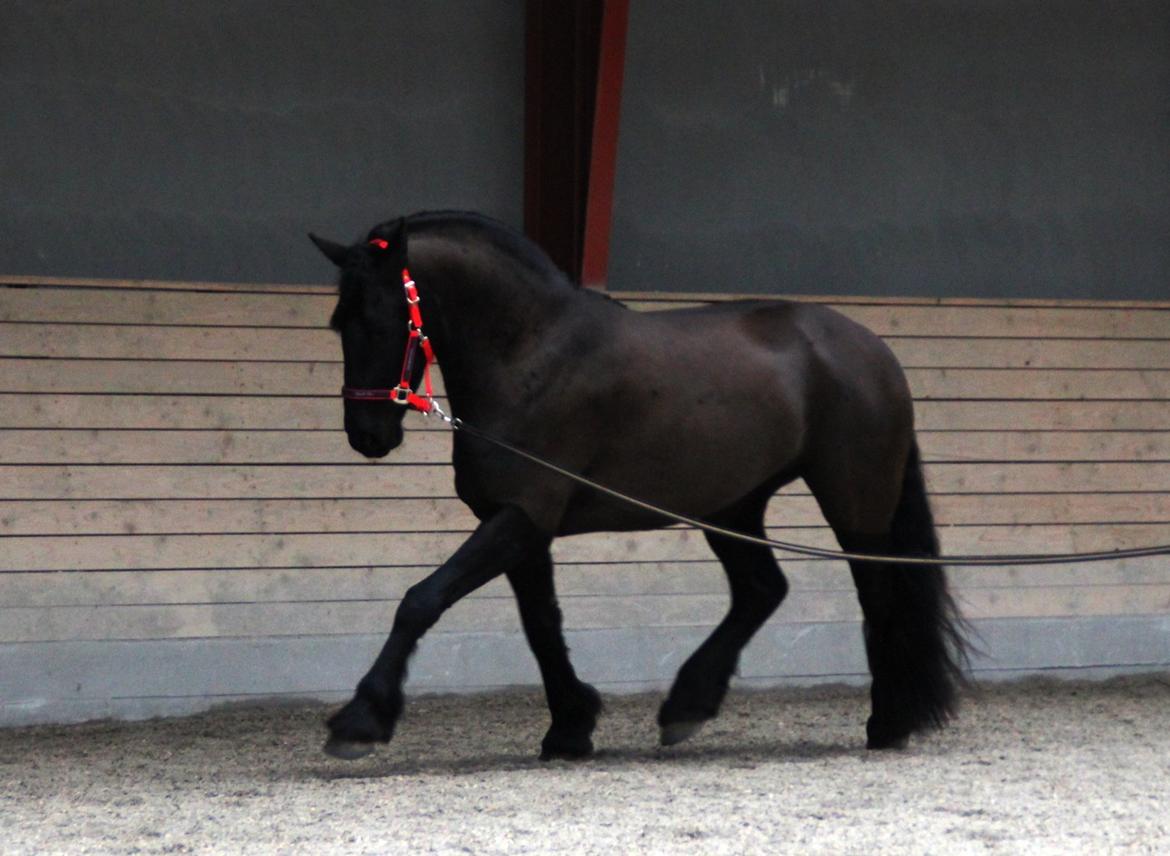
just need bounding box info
[556,417,803,536]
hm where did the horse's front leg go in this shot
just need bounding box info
[506,552,602,760]
[324,505,550,759]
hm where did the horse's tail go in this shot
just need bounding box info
[881,438,970,731]
[853,438,971,747]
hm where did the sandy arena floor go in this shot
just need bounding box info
[2,677,1168,854]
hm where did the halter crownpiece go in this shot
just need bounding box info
[340,246,441,415]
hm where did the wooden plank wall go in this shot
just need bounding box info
[2,277,1169,724]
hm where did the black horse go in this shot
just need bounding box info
[309,211,966,760]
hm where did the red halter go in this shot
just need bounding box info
[340,251,438,415]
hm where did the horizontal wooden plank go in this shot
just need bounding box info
[7,324,1170,370]
[1,276,332,294]
[5,491,1170,540]
[919,431,1170,463]
[4,580,1168,644]
[0,498,479,536]
[0,288,333,327]
[618,290,1170,311]
[3,523,1168,573]
[0,323,339,361]
[3,461,1168,500]
[905,368,1170,401]
[0,564,724,609]
[7,358,1170,401]
[12,276,1170,308]
[4,556,1168,611]
[0,429,451,465]
[828,304,1170,340]
[3,492,1168,541]
[4,529,711,572]
[0,394,342,430]
[923,462,1170,494]
[5,393,1169,432]
[914,400,1170,430]
[888,337,1170,370]
[5,428,1167,466]
[0,358,341,396]
[926,493,1170,526]
[0,593,777,643]
[623,300,1170,339]
[5,286,1169,338]
[0,463,459,499]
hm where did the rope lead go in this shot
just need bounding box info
[443,417,1170,568]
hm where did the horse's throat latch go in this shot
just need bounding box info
[340,257,441,417]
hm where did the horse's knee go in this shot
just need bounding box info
[394,581,444,635]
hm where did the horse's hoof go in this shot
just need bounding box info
[540,747,593,762]
[323,738,378,760]
[865,733,910,751]
[864,715,912,750]
[540,734,594,761]
[659,720,705,747]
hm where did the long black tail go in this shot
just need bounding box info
[852,439,970,746]
[891,439,970,711]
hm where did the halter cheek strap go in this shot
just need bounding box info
[340,259,439,415]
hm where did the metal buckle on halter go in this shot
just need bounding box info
[428,397,452,423]
[404,287,420,305]
[391,385,412,405]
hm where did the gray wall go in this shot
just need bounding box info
[610,1,1170,298]
[0,1,524,283]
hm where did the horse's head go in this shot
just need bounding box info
[311,217,418,459]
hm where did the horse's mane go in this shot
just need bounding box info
[366,210,624,306]
[406,210,572,286]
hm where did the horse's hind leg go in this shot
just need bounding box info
[506,551,602,760]
[658,490,788,745]
[809,440,967,749]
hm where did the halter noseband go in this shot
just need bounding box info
[340,243,439,415]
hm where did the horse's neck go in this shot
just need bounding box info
[412,236,576,419]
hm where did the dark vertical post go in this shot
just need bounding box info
[524,0,604,285]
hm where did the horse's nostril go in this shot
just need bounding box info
[347,427,401,460]
[348,432,378,456]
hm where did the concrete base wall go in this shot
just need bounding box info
[5,615,1168,726]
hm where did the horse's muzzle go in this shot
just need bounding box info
[346,424,403,459]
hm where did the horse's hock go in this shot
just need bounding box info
[2,276,1169,725]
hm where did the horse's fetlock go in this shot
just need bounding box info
[658,689,720,729]
[356,676,398,708]
[558,686,601,728]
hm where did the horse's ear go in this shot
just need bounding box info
[365,217,407,253]
[308,233,350,268]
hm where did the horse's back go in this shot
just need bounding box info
[640,298,911,420]
[640,297,917,494]
[549,299,913,526]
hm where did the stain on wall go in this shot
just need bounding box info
[610,1,1170,299]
